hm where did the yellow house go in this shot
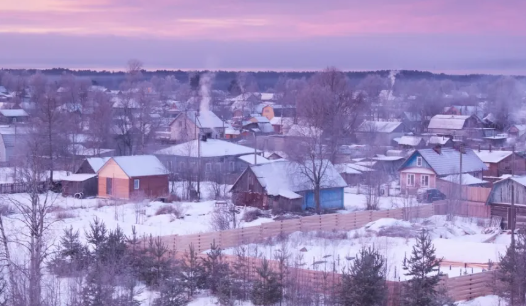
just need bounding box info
[256,104,275,120]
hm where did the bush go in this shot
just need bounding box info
[242,209,263,222]
[155,204,185,218]
[0,204,15,216]
[55,211,76,220]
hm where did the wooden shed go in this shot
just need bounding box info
[61,174,98,198]
[487,176,526,229]
[98,155,169,200]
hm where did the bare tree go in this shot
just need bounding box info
[86,90,114,155]
[126,59,144,84]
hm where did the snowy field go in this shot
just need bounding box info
[457,295,506,306]
[224,216,508,281]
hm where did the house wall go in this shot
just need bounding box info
[231,168,268,208]
[261,105,275,120]
[400,169,437,194]
[129,175,169,199]
[170,116,198,142]
[98,159,130,198]
[303,188,344,210]
[488,180,526,205]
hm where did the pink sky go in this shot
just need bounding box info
[1,0,526,73]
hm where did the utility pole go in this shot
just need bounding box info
[459,143,463,201]
[253,132,257,165]
[196,111,201,200]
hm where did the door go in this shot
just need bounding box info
[106,178,112,196]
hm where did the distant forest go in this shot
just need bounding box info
[1,68,520,91]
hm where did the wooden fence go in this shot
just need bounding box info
[161,204,435,254]
[433,200,492,219]
[0,182,46,194]
[461,186,491,203]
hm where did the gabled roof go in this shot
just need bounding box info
[155,139,259,158]
[509,124,526,137]
[86,157,111,172]
[179,110,224,129]
[427,136,451,146]
[107,155,168,177]
[248,160,346,197]
[401,148,488,176]
[0,109,28,117]
[439,174,487,186]
[237,154,271,165]
[428,115,471,130]
[357,121,403,133]
[395,136,423,147]
[473,150,513,164]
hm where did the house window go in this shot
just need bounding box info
[229,161,235,172]
[205,163,212,172]
[416,156,423,167]
[407,174,415,186]
[134,179,140,190]
[421,175,429,187]
[248,175,254,189]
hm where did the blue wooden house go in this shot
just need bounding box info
[398,147,487,194]
[230,160,347,212]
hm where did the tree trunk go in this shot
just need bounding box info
[314,184,321,214]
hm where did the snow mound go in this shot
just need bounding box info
[364,218,412,232]
[457,295,504,306]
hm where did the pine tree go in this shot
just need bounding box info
[339,247,387,306]
[250,259,283,306]
[49,226,89,276]
[179,244,202,299]
[498,229,526,305]
[153,277,187,306]
[402,230,442,306]
[232,247,252,301]
[199,241,230,294]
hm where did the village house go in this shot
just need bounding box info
[473,149,526,178]
[335,163,375,186]
[508,124,526,141]
[0,109,28,124]
[255,103,296,121]
[426,135,453,147]
[154,139,260,184]
[427,114,483,141]
[0,126,28,165]
[443,105,484,120]
[356,121,405,145]
[169,110,225,143]
[486,176,526,229]
[242,115,275,134]
[398,147,487,194]
[97,155,169,199]
[230,160,346,212]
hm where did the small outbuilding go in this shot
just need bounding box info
[61,174,98,198]
[97,155,169,199]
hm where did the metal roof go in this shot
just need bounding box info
[428,115,471,130]
[406,148,488,176]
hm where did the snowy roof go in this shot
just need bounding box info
[109,155,168,177]
[428,115,471,130]
[0,109,28,117]
[237,154,271,165]
[511,176,526,187]
[473,150,513,163]
[181,110,224,129]
[249,160,346,196]
[372,155,405,161]
[405,148,487,176]
[61,173,97,182]
[225,127,240,135]
[509,124,526,137]
[403,112,421,122]
[269,116,294,125]
[335,163,375,174]
[427,136,450,145]
[0,86,6,94]
[260,93,276,101]
[386,150,405,157]
[395,136,423,147]
[440,174,487,186]
[357,121,403,133]
[155,139,259,158]
[86,157,111,172]
[249,115,270,123]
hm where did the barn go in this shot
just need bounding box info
[97,155,169,200]
[486,176,526,229]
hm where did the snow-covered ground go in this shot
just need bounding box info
[224,216,508,281]
[343,187,418,211]
[457,295,506,306]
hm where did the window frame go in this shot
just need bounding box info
[134,179,140,190]
[416,156,423,167]
[421,175,429,187]
[407,174,415,186]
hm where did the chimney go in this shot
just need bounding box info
[478,145,481,152]
[489,144,492,152]
[433,145,441,154]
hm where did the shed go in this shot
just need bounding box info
[76,157,111,174]
[0,109,29,124]
[487,176,526,229]
[61,174,98,197]
[98,155,169,199]
[230,160,346,212]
